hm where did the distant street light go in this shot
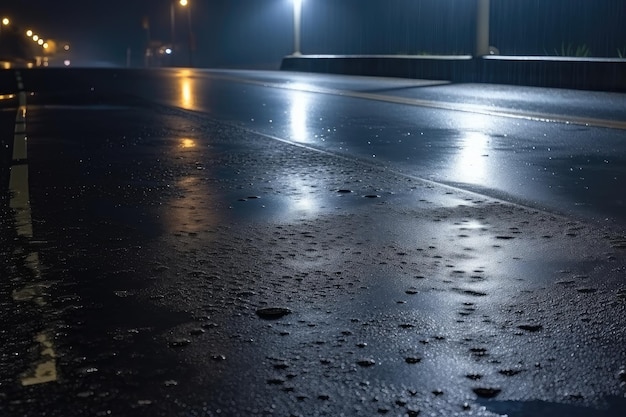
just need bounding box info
[1,17,9,35]
[26,29,33,37]
[292,0,303,55]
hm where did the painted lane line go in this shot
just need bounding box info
[9,164,33,237]
[20,333,58,386]
[8,71,59,386]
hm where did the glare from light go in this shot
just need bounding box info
[32,35,39,41]
[179,0,188,6]
[287,176,318,215]
[26,30,33,37]
[165,48,172,55]
[43,42,49,49]
[38,39,44,45]
[64,60,71,66]
[177,71,197,110]
[179,138,196,148]
[63,44,70,51]
[454,131,490,184]
[1,17,9,26]
[289,91,311,143]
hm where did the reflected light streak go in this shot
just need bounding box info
[289,90,311,143]
[176,70,198,110]
[454,131,490,185]
[164,176,218,234]
[287,176,319,215]
[179,138,197,148]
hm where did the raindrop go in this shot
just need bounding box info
[473,387,501,398]
[356,358,376,367]
[517,324,543,332]
[168,338,191,348]
[256,307,292,320]
[267,377,286,385]
[499,369,523,376]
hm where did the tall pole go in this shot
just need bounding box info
[293,0,302,55]
[475,0,490,56]
[170,1,176,50]
[186,4,193,67]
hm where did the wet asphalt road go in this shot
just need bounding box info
[1,68,626,416]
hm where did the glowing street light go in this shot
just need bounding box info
[1,17,9,26]
[26,29,33,37]
[37,38,44,45]
[32,34,39,41]
[292,0,303,55]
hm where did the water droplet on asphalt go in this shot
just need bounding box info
[356,358,376,367]
[473,387,501,398]
[168,338,191,348]
[517,324,543,332]
[256,307,292,319]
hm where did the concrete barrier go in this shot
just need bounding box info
[281,54,626,92]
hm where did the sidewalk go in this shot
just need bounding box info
[281,54,626,92]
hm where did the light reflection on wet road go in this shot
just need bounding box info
[1,68,625,416]
[100,68,626,228]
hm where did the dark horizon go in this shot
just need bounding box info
[1,0,625,68]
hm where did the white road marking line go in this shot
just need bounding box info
[8,71,59,386]
[9,164,33,237]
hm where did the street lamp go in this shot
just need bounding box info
[1,17,9,35]
[292,0,303,55]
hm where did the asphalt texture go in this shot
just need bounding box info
[1,68,626,416]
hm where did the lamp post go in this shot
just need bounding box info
[292,0,302,56]
[171,0,193,67]
[180,0,194,67]
[475,0,490,56]
[170,0,176,52]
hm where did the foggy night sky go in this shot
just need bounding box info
[2,0,626,68]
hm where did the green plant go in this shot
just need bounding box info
[553,42,591,57]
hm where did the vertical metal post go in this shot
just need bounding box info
[186,4,193,67]
[170,1,176,51]
[476,0,490,56]
[293,0,302,55]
